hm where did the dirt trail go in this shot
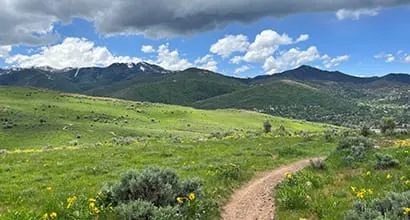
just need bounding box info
[222,158,321,220]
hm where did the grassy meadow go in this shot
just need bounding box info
[275,136,410,219]
[0,87,337,219]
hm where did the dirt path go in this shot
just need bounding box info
[221,158,321,220]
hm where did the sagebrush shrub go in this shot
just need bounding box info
[100,167,204,219]
[263,120,272,133]
[103,167,202,207]
[345,191,410,219]
[337,136,374,151]
[114,200,180,220]
[310,159,326,170]
[374,153,400,170]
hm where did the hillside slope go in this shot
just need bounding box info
[0,86,328,150]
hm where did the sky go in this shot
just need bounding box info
[1,1,410,77]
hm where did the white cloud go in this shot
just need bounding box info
[230,56,243,64]
[210,35,249,57]
[295,34,309,43]
[374,52,399,63]
[263,46,320,74]
[194,54,218,71]
[5,38,140,69]
[243,30,293,63]
[141,45,155,53]
[234,65,251,74]
[0,45,12,58]
[322,54,350,68]
[336,8,380,20]
[155,43,192,70]
[404,55,410,63]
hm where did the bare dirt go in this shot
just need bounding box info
[221,158,320,220]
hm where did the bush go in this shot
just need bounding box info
[100,167,204,219]
[263,120,272,133]
[360,125,372,137]
[374,153,400,170]
[337,136,374,165]
[276,125,288,136]
[345,191,410,219]
[337,136,374,151]
[310,159,326,170]
[114,200,180,220]
[381,117,396,135]
[103,167,202,207]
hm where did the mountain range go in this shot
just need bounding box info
[1,63,409,127]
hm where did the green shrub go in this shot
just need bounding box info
[360,125,372,137]
[380,117,396,135]
[310,159,326,170]
[97,168,205,219]
[345,191,410,219]
[102,167,202,207]
[374,153,400,170]
[114,200,180,220]
[337,136,374,166]
[337,136,374,151]
[263,120,272,133]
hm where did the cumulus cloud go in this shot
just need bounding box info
[1,0,408,45]
[234,65,251,74]
[263,46,320,74]
[194,54,218,71]
[5,37,140,69]
[322,54,350,68]
[210,35,249,57]
[295,34,309,43]
[0,45,12,58]
[336,8,380,20]
[230,56,243,64]
[243,30,293,63]
[375,51,410,63]
[141,45,155,53]
[155,43,192,71]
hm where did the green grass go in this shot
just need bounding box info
[275,137,410,220]
[0,86,337,219]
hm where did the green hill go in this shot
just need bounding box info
[1,64,409,127]
[0,86,337,219]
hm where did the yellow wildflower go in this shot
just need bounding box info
[368,189,374,195]
[188,193,196,201]
[403,207,410,215]
[46,186,52,191]
[42,213,49,220]
[366,171,371,176]
[176,197,184,204]
[350,186,357,192]
[356,191,364,199]
[88,198,96,202]
[89,202,95,208]
[50,212,57,219]
[386,174,392,179]
[401,176,406,181]
[93,207,100,214]
[405,180,410,185]
[66,195,77,209]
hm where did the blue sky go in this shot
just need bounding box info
[1,1,410,77]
